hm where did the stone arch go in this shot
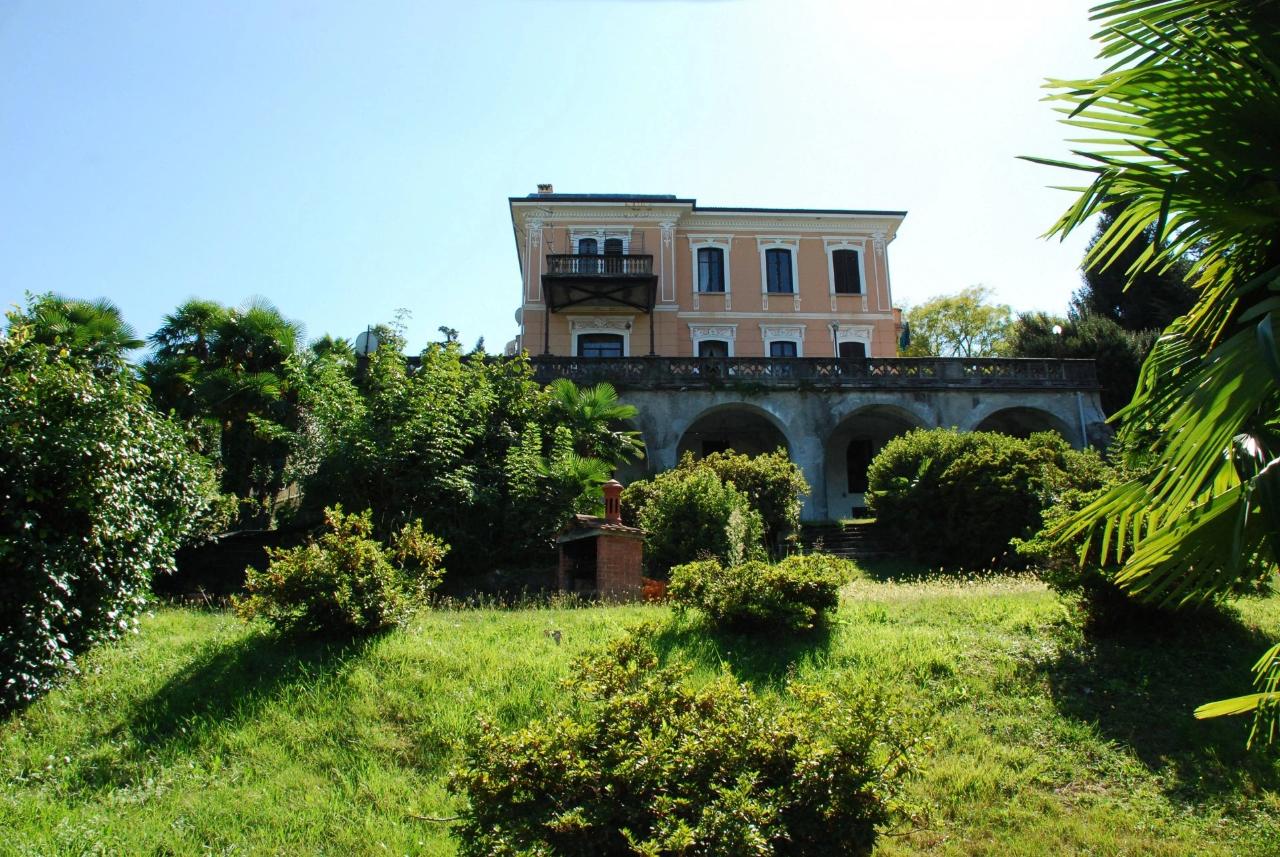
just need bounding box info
[675,402,792,461]
[973,406,1074,442]
[824,404,925,520]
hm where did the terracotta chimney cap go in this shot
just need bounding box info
[602,479,624,523]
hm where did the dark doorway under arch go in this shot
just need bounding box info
[824,406,923,520]
[975,407,1073,441]
[676,407,789,460]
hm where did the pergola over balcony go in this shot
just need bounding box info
[541,253,658,354]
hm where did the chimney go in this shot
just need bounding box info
[537,183,554,194]
[602,479,623,523]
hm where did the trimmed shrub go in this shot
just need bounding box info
[622,451,809,557]
[865,428,1105,569]
[1,321,216,711]
[670,553,856,632]
[693,450,809,554]
[450,631,915,856]
[626,467,766,576]
[234,505,447,635]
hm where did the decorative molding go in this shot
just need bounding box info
[833,324,874,357]
[760,324,805,357]
[569,227,633,255]
[688,323,737,357]
[569,316,635,357]
[688,324,738,341]
[761,324,806,340]
[569,316,633,332]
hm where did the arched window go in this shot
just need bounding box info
[697,247,725,292]
[765,248,794,293]
[578,237,598,274]
[603,238,623,273]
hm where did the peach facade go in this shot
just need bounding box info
[508,190,907,360]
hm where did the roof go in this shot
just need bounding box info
[509,193,905,218]
[556,513,646,543]
[514,193,687,202]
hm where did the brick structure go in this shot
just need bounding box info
[556,480,645,599]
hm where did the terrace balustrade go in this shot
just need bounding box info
[529,356,1099,390]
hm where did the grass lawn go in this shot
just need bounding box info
[2,574,1278,855]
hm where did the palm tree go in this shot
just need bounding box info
[142,299,231,419]
[547,378,646,467]
[1029,0,1280,744]
[23,294,142,369]
[143,298,303,518]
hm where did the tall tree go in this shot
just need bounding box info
[22,294,142,370]
[1029,0,1280,743]
[142,298,303,523]
[1072,205,1197,332]
[1008,311,1154,415]
[900,285,1013,358]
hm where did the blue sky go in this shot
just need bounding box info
[1,1,1103,354]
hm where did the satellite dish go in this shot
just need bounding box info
[514,307,523,325]
[354,329,380,355]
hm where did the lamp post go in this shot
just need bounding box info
[1052,323,1064,379]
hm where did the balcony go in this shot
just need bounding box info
[530,356,1099,391]
[545,253,653,277]
[539,254,660,355]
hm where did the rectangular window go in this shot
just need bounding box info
[697,247,725,293]
[838,340,867,359]
[833,249,862,294]
[765,248,793,293]
[698,339,729,357]
[769,340,798,358]
[577,333,624,358]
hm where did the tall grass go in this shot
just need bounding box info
[2,577,1277,855]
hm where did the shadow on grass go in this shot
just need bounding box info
[69,629,384,791]
[647,615,834,691]
[1037,607,1280,799]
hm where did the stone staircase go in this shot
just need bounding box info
[798,521,890,562]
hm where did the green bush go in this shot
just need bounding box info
[1,319,216,712]
[669,553,855,632]
[625,467,765,576]
[622,451,808,557]
[865,428,1105,570]
[235,505,447,635]
[450,630,915,856]
[1014,467,1271,627]
[692,450,809,554]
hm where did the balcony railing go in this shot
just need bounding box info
[530,356,1099,390]
[545,254,654,276]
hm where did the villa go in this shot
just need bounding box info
[506,186,1105,520]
